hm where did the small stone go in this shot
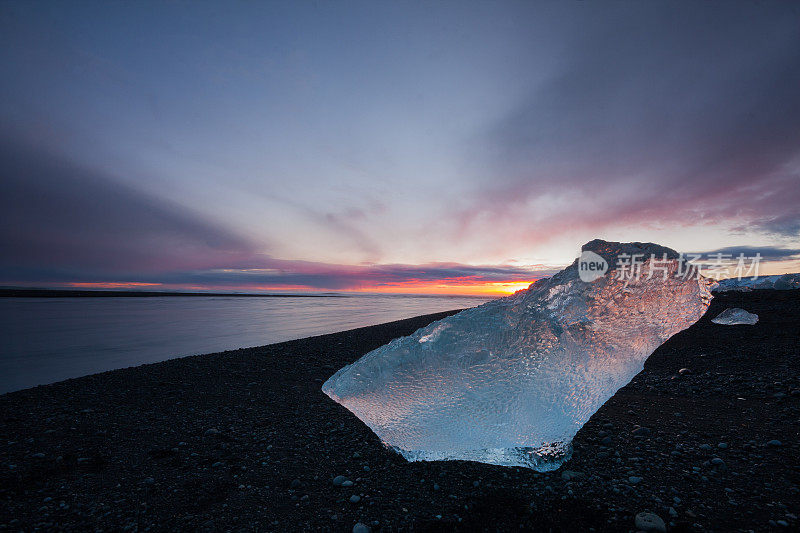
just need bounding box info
[561,470,585,482]
[766,440,783,447]
[678,368,691,375]
[629,476,643,485]
[332,475,348,487]
[632,427,651,437]
[352,523,371,533]
[352,452,361,459]
[350,495,361,504]
[635,511,667,532]
[710,457,725,468]
[718,442,728,449]
[290,479,302,489]
[204,428,220,436]
[699,444,712,451]
[342,480,354,487]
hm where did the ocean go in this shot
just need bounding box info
[0,294,494,394]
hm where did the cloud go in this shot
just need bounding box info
[0,134,261,278]
[696,246,800,262]
[458,2,800,243]
[0,134,554,290]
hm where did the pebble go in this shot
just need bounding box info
[628,476,643,484]
[290,479,301,489]
[766,440,783,447]
[635,511,667,532]
[342,480,354,487]
[561,470,585,482]
[332,475,348,487]
[632,427,651,437]
[349,495,361,504]
[352,523,371,533]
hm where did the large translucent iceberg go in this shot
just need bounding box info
[322,240,714,470]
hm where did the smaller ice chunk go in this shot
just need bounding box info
[711,308,758,325]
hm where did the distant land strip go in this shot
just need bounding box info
[0,288,348,298]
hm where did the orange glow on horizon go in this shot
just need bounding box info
[249,279,539,296]
[51,279,538,296]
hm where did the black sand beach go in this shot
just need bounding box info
[1,290,798,532]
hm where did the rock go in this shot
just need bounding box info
[342,480,354,487]
[561,470,585,481]
[699,443,712,451]
[766,440,783,447]
[632,427,651,437]
[352,523,371,533]
[635,511,667,532]
[332,475,348,487]
[290,479,302,489]
[352,452,361,459]
[718,442,728,449]
[629,476,643,484]
[204,428,220,436]
[349,495,361,503]
[678,368,691,375]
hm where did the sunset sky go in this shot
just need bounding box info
[2,1,799,295]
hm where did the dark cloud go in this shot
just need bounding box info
[0,134,553,290]
[461,2,800,241]
[696,246,800,262]
[0,135,260,278]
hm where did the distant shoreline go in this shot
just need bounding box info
[0,288,347,298]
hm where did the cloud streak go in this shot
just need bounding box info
[458,2,800,246]
[0,134,552,292]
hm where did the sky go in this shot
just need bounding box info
[1,0,799,295]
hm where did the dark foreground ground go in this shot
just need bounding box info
[1,290,798,532]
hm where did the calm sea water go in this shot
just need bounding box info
[0,294,493,394]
